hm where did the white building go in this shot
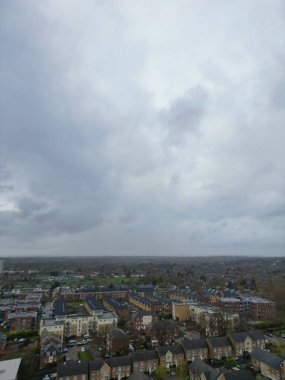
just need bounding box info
[0,358,21,380]
[39,319,65,341]
[95,312,118,333]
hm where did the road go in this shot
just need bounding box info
[42,301,53,318]
[265,334,285,346]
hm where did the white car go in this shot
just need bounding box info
[81,347,85,352]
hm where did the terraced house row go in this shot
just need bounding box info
[57,331,266,380]
[103,298,129,319]
[128,294,162,313]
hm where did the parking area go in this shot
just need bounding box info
[66,345,81,360]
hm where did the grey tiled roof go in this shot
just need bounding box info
[157,344,184,356]
[57,360,88,377]
[251,348,285,370]
[189,358,218,380]
[41,342,61,355]
[207,336,231,348]
[106,355,131,368]
[183,337,208,350]
[229,332,250,342]
[89,358,106,371]
[248,330,265,341]
[132,350,159,362]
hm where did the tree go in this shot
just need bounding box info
[225,356,236,368]
[153,366,167,380]
[176,360,189,380]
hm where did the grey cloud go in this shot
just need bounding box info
[161,86,208,137]
[0,0,285,256]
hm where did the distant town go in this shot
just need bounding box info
[0,256,284,380]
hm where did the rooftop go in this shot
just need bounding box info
[0,358,22,380]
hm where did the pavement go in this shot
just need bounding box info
[66,345,81,360]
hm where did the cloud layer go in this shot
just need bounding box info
[1,0,285,256]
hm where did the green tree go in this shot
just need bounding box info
[153,366,167,380]
[176,360,189,380]
[225,356,236,368]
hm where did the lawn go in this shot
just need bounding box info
[66,301,83,307]
[78,350,93,361]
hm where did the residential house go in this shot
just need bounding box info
[189,358,219,380]
[128,294,162,313]
[251,348,285,380]
[156,344,185,368]
[228,331,265,356]
[207,337,233,360]
[182,337,209,362]
[103,298,128,319]
[106,356,131,380]
[89,358,111,380]
[85,298,104,317]
[40,333,62,347]
[40,342,62,368]
[172,302,191,322]
[248,330,266,350]
[131,350,159,374]
[57,360,89,380]
[130,311,157,331]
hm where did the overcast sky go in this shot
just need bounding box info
[1,1,285,257]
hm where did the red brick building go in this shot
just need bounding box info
[8,311,37,331]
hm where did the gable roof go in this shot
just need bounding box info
[106,355,131,368]
[41,342,61,355]
[208,337,232,348]
[183,337,208,350]
[157,344,184,356]
[189,358,218,380]
[90,358,107,371]
[251,348,285,370]
[229,332,251,343]
[248,330,264,341]
[41,334,62,344]
[57,360,88,377]
[132,350,159,362]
